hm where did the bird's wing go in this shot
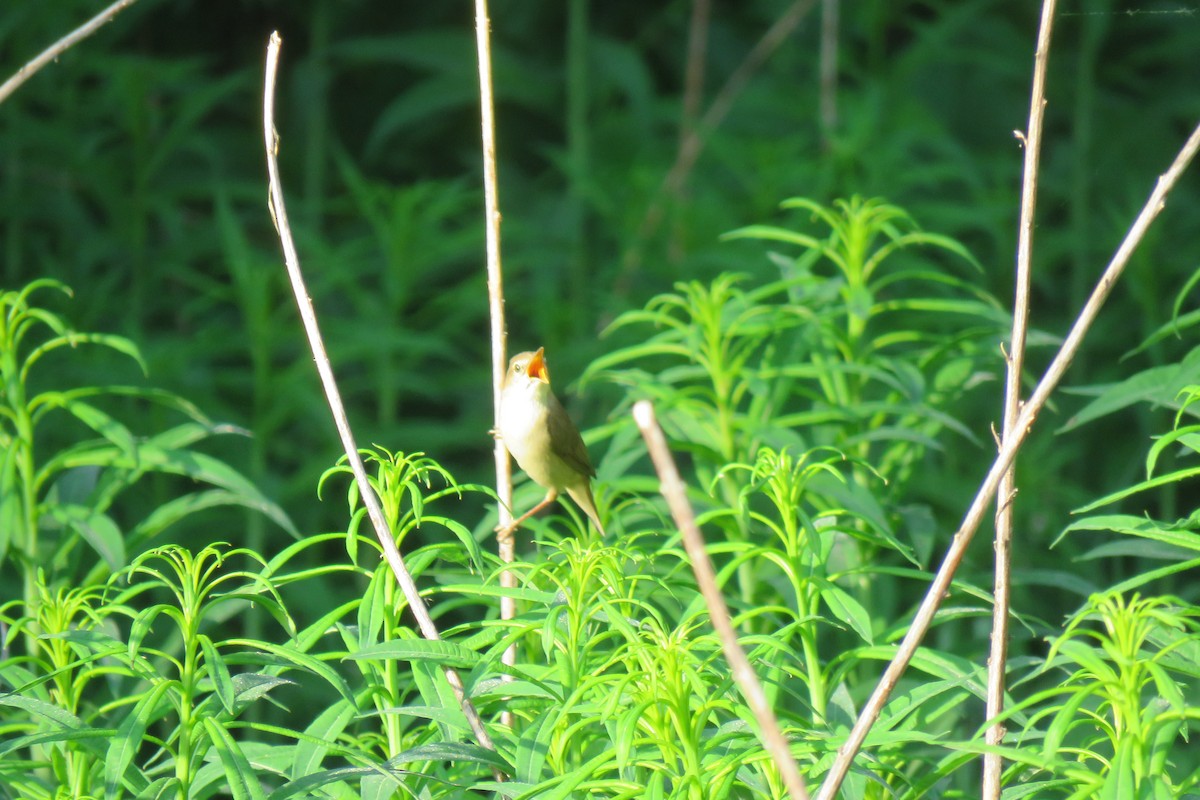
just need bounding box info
[547,392,596,479]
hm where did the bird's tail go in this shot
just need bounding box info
[567,483,606,537]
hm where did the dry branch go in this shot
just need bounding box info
[634,400,811,800]
[473,0,518,687]
[0,0,139,107]
[984,2,1057,796]
[261,31,501,767]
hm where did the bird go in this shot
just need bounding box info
[496,347,605,536]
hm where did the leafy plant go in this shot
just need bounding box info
[4,3,1198,796]
[590,196,1004,496]
[0,576,119,799]
[0,281,294,646]
[1058,383,1200,594]
[0,544,336,799]
[585,197,1004,618]
[999,592,1200,799]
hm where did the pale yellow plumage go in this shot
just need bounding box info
[497,348,604,535]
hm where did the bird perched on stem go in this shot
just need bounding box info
[496,347,605,536]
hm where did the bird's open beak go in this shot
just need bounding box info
[528,347,550,384]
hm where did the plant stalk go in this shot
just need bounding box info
[984,2,1056,797]
[473,0,519,706]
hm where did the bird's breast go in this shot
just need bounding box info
[499,389,555,480]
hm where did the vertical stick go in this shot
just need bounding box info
[818,0,838,136]
[566,0,591,305]
[671,0,710,260]
[984,2,1056,797]
[473,0,518,690]
[681,0,711,138]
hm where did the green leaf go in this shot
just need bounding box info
[105,681,172,798]
[199,634,236,715]
[0,476,22,562]
[0,692,87,730]
[1070,468,1200,516]
[818,581,875,644]
[41,503,125,571]
[269,762,403,800]
[436,583,558,604]
[1058,514,1200,554]
[0,726,113,760]
[290,700,358,780]
[1059,347,1200,432]
[201,717,267,800]
[346,638,481,669]
[130,489,296,547]
[231,673,296,706]
[226,640,356,706]
[43,439,297,539]
[1099,735,1136,800]
[388,741,509,772]
[21,331,147,382]
[1125,307,1200,359]
[41,395,138,456]
[383,704,482,733]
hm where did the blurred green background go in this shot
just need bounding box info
[2,0,1198,592]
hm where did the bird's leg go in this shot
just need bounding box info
[496,489,559,533]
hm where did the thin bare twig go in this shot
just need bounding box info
[815,117,1200,800]
[633,400,810,800]
[474,0,518,702]
[262,32,502,766]
[984,2,1057,797]
[0,0,139,107]
[668,0,711,262]
[681,0,711,138]
[818,0,838,135]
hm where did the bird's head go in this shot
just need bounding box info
[505,347,551,390]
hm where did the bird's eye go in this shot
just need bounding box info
[514,364,523,373]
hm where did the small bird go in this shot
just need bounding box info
[496,347,605,536]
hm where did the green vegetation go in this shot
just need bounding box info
[2,2,1199,798]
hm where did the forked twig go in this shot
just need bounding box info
[473,0,518,687]
[634,400,810,800]
[815,117,1200,800]
[984,1,1057,796]
[0,0,139,107]
[261,32,502,767]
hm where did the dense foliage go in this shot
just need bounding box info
[2,1,1199,798]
